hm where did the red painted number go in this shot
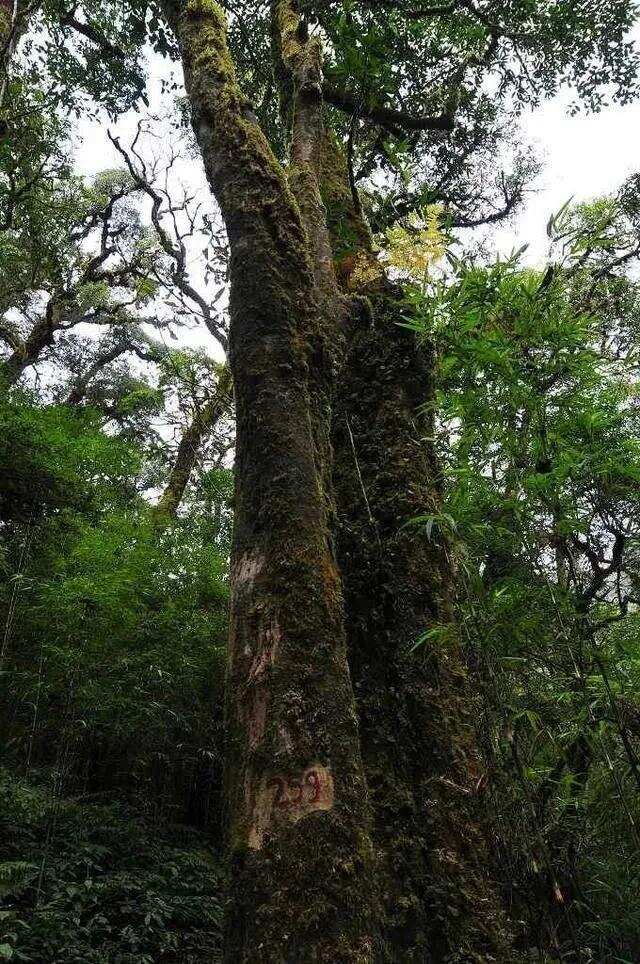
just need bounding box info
[268,771,321,809]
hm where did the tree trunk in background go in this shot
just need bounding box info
[0,0,13,54]
[161,1,378,960]
[1,0,31,108]
[152,364,232,525]
[1,300,62,386]
[322,141,517,961]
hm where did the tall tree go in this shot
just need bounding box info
[159,2,380,959]
[11,0,635,957]
[154,0,640,959]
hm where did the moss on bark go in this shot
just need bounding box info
[161,1,380,959]
[163,2,518,955]
[319,131,373,262]
[333,283,518,962]
[314,138,518,959]
[0,4,10,51]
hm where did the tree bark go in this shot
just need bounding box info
[334,289,516,962]
[0,0,12,54]
[153,364,232,524]
[1,0,32,111]
[160,2,378,960]
[1,297,62,386]
[320,139,517,961]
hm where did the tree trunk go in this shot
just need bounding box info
[152,364,232,525]
[1,0,32,110]
[333,287,516,962]
[1,298,61,386]
[0,0,12,53]
[161,2,378,960]
[320,139,516,961]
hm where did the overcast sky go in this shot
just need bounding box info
[493,94,640,262]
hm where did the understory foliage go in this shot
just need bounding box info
[0,390,231,961]
[0,771,223,963]
[406,188,640,961]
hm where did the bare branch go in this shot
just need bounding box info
[108,128,229,351]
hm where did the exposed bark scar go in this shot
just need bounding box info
[246,615,282,748]
[233,551,264,590]
[248,763,335,849]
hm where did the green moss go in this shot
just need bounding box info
[319,131,373,260]
[0,7,10,46]
[332,287,519,961]
[164,2,381,959]
[275,0,305,66]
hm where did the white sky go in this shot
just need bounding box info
[493,95,640,262]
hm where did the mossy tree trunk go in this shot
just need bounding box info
[333,288,516,962]
[163,0,515,955]
[319,140,517,961]
[0,0,13,57]
[160,1,378,960]
[1,0,32,109]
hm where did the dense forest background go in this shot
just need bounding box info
[2,0,640,961]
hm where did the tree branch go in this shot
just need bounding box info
[323,83,455,137]
[108,128,229,351]
[60,8,126,60]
